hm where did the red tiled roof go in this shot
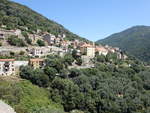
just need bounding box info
[80,43,93,48]
[29,58,44,62]
[0,59,15,62]
[96,47,108,52]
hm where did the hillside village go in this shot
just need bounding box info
[0,27,127,76]
[0,1,150,113]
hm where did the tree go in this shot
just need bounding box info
[72,49,78,59]
[44,67,57,81]
[45,58,64,72]
[33,69,49,87]
[69,68,81,78]
[22,31,32,45]
[37,39,45,46]
[63,54,74,66]
[19,51,25,55]
[20,66,49,87]
[138,71,150,90]
[96,55,106,63]
[8,35,26,47]
[51,77,83,112]
[76,58,82,66]
[0,42,2,46]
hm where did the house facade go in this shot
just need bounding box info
[96,47,108,56]
[80,44,95,58]
[30,48,43,57]
[30,47,50,57]
[29,58,45,69]
[0,59,15,76]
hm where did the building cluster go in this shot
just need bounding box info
[0,28,127,59]
[0,28,128,76]
[0,58,44,76]
[43,33,66,46]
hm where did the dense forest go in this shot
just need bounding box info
[97,26,150,63]
[16,53,150,113]
[0,0,88,41]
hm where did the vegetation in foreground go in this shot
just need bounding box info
[19,53,150,113]
[0,80,65,113]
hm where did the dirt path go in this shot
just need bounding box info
[0,100,16,113]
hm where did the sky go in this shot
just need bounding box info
[12,0,150,41]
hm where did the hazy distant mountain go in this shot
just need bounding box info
[97,25,150,62]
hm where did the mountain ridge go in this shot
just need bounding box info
[0,0,88,42]
[96,25,150,62]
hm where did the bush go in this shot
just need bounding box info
[0,42,2,46]
[76,58,82,65]
[20,66,49,87]
[0,80,64,113]
[19,51,25,55]
[44,67,57,81]
[37,39,45,46]
[63,54,74,66]
[8,35,26,47]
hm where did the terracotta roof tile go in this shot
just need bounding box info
[0,59,15,62]
[29,59,44,62]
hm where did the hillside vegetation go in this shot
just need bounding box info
[0,80,65,113]
[0,0,87,41]
[97,26,150,62]
[19,54,150,113]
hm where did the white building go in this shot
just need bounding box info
[30,47,50,57]
[96,47,108,56]
[0,59,15,76]
[14,29,21,36]
[80,44,95,58]
[14,61,28,69]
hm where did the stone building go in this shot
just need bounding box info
[30,47,43,57]
[80,43,95,58]
[0,59,15,76]
[30,47,50,57]
[43,34,56,45]
[95,47,108,56]
[29,58,45,69]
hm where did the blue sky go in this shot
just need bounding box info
[12,0,150,41]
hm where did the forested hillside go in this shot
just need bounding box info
[0,0,87,41]
[19,54,150,113]
[97,26,150,62]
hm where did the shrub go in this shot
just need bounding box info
[8,35,26,47]
[37,39,45,46]
[0,42,2,46]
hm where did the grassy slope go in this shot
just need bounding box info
[0,79,64,113]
